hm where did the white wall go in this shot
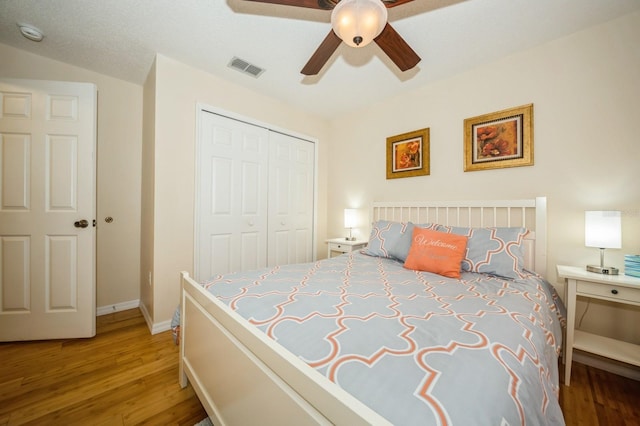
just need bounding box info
[0,42,143,311]
[325,12,640,344]
[142,54,330,327]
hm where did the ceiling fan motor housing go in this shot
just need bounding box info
[331,0,388,48]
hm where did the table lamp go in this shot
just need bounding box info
[585,210,621,275]
[344,208,358,241]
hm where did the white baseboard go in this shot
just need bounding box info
[96,299,140,316]
[152,319,172,335]
[138,301,172,335]
[573,350,640,381]
[139,302,153,332]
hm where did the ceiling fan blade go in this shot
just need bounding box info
[374,23,421,71]
[301,30,342,75]
[382,0,414,8]
[244,0,335,10]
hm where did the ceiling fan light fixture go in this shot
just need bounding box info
[331,0,387,48]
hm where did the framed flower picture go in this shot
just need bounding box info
[386,128,430,179]
[463,104,533,172]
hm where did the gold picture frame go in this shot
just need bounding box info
[386,128,430,179]
[464,104,533,172]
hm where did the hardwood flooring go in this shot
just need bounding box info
[0,309,207,425]
[1,308,638,425]
[560,362,640,426]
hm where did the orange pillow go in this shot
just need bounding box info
[404,228,468,278]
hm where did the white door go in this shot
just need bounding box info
[0,79,96,341]
[196,111,269,281]
[268,132,314,266]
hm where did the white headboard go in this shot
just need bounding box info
[371,197,547,277]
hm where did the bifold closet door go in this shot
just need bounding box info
[197,112,269,280]
[267,132,314,266]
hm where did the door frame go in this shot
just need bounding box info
[193,103,319,279]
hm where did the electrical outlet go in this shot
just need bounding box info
[148,271,152,286]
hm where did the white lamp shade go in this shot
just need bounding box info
[585,211,621,249]
[344,208,358,228]
[331,0,387,48]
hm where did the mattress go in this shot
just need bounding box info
[199,251,566,425]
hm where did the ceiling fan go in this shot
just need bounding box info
[246,0,421,75]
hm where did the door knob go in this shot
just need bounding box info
[74,219,89,228]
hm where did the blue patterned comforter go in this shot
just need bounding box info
[201,251,566,425]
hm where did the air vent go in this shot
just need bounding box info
[228,57,265,78]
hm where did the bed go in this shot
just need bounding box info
[179,197,566,425]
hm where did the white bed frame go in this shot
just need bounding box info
[180,197,547,425]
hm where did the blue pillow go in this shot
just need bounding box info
[365,221,437,262]
[437,226,528,279]
[364,220,409,259]
[387,222,415,261]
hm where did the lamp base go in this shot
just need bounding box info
[586,265,619,275]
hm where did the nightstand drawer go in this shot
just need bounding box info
[329,243,349,253]
[577,280,640,304]
[325,238,368,258]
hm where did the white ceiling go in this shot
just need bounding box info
[1,0,638,120]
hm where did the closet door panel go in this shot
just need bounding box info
[197,112,268,280]
[240,232,261,271]
[211,157,232,214]
[207,234,231,278]
[292,140,314,263]
[267,132,314,266]
[241,161,261,215]
[294,229,311,264]
[272,230,290,266]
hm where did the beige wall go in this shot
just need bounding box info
[326,11,640,344]
[142,54,330,326]
[0,43,143,310]
[3,9,638,347]
[140,58,157,320]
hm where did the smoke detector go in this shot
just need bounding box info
[18,23,44,42]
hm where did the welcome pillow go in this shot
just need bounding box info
[403,228,468,279]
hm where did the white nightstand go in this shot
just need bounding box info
[557,265,640,385]
[326,238,368,258]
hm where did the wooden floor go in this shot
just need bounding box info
[1,308,639,426]
[0,309,207,425]
[560,362,640,426]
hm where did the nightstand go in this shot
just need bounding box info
[557,265,640,385]
[326,238,368,258]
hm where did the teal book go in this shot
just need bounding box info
[624,255,640,277]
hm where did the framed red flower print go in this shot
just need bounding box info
[464,104,533,172]
[386,128,430,179]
